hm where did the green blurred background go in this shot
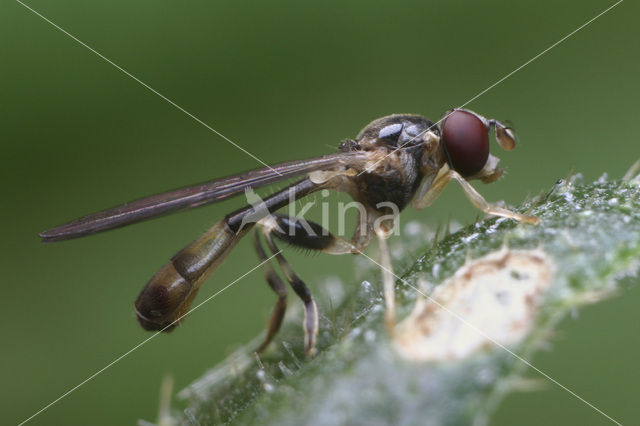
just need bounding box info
[2,0,638,424]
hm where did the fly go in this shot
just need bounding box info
[40,108,539,356]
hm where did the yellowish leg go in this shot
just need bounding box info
[448,171,540,224]
[377,233,396,333]
[411,167,453,210]
[413,167,539,224]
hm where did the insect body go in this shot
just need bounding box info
[40,109,538,356]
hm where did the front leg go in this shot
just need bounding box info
[448,170,540,224]
[413,167,539,224]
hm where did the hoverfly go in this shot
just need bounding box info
[40,108,539,356]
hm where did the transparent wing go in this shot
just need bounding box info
[40,152,367,242]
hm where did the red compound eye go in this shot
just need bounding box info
[441,110,489,177]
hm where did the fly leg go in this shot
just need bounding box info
[449,170,540,223]
[413,167,539,223]
[263,232,318,356]
[253,229,288,354]
[376,232,396,333]
[259,213,357,356]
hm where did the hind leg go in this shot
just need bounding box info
[253,229,288,354]
[258,213,359,355]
